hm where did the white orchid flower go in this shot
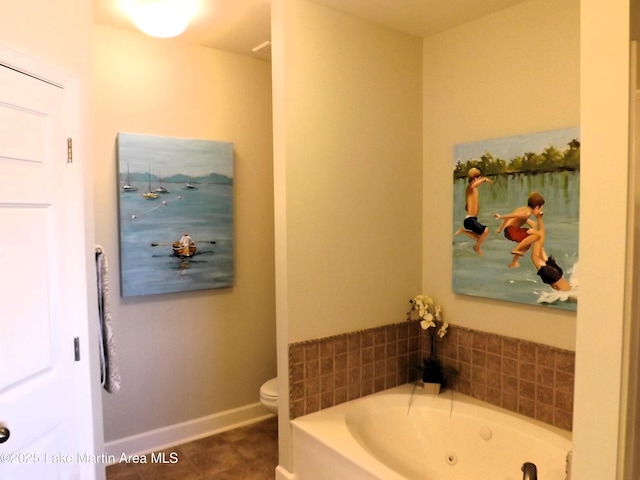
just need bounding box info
[410,295,447,338]
[420,311,436,329]
[416,295,433,307]
[438,321,449,338]
[420,318,436,330]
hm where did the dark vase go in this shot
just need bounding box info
[422,358,445,385]
[422,328,445,386]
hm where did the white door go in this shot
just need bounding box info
[0,54,84,479]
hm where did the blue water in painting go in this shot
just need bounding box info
[452,171,579,311]
[119,182,233,297]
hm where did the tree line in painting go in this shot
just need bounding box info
[453,139,580,180]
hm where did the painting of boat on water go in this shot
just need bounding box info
[117,132,234,297]
[452,127,579,311]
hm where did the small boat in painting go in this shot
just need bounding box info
[154,172,169,193]
[172,240,197,258]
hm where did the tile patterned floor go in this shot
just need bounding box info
[106,417,278,480]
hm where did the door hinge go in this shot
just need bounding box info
[67,137,73,163]
[74,337,80,361]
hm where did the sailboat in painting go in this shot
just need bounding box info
[122,163,137,192]
[154,172,169,194]
[142,167,159,199]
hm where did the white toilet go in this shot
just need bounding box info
[260,377,278,415]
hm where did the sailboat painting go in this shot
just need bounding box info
[116,132,234,297]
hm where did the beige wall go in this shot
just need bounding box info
[92,26,276,442]
[1,1,92,75]
[278,0,424,344]
[422,0,579,351]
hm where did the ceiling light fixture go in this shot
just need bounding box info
[129,0,196,38]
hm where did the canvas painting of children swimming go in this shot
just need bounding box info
[452,127,579,311]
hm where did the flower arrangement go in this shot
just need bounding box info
[408,295,449,385]
[409,295,448,338]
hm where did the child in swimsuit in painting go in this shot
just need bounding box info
[530,210,572,291]
[493,192,545,268]
[454,167,494,256]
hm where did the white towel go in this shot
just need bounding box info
[96,246,121,394]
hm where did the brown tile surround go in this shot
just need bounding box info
[289,321,422,419]
[289,321,575,431]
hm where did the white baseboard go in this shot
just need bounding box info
[104,402,274,460]
[276,464,295,480]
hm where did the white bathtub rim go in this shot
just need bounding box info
[292,389,409,480]
[293,416,405,480]
[291,383,572,480]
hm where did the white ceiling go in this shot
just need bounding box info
[93,0,528,61]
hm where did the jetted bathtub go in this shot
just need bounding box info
[292,383,572,480]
